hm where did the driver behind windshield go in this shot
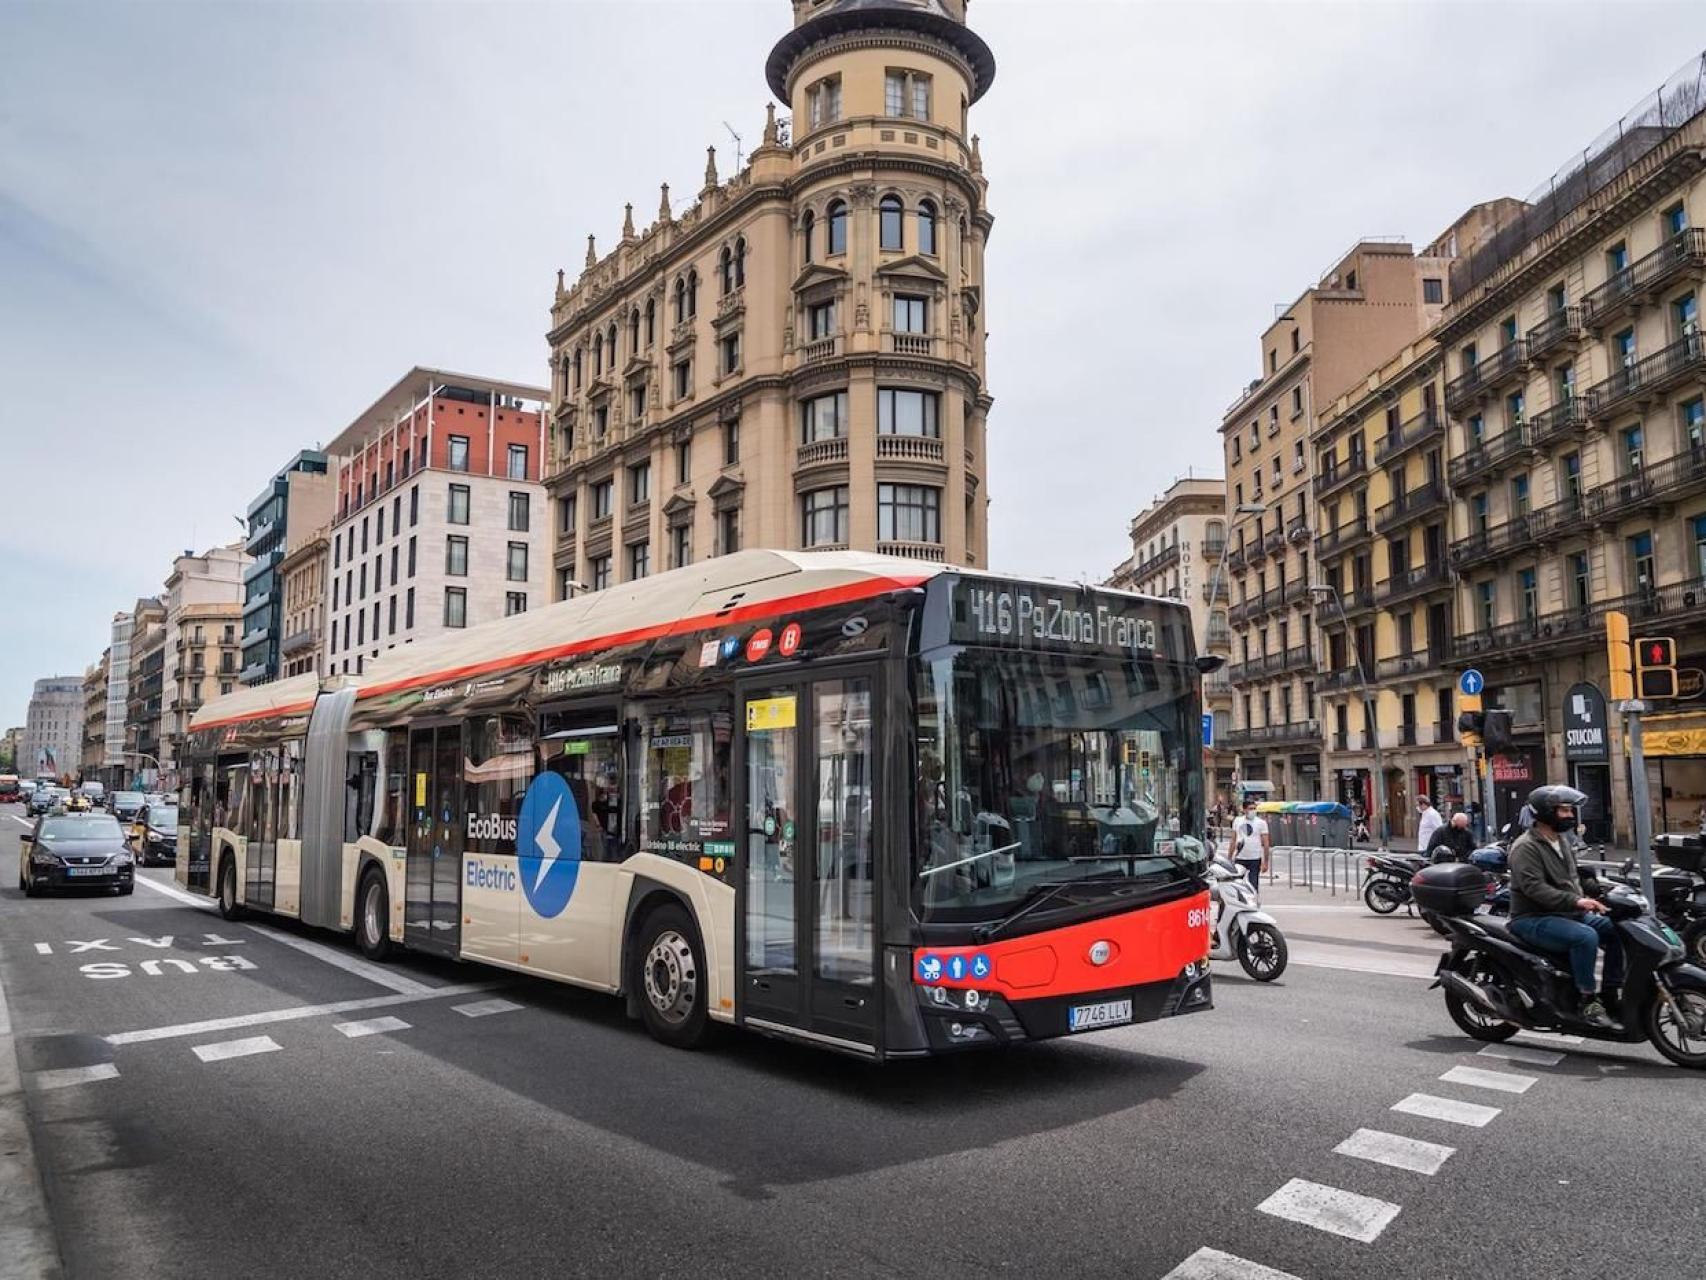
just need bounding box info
[1506,784,1624,1029]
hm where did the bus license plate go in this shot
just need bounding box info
[66,866,108,877]
[1068,999,1133,1032]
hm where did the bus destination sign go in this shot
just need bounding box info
[955,581,1159,655]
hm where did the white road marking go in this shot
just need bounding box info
[1478,1043,1565,1067]
[192,1036,281,1063]
[1162,1246,1304,1280]
[9,815,32,827]
[1333,1127,1455,1176]
[32,944,51,956]
[1391,1092,1501,1128]
[1518,1031,1584,1047]
[1256,1178,1401,1243]
[32,1063,120,1091]
[106,981,498,1046]
[334,1016,411,1039]
[132,874,428,995]
[1283,941,1436,980]
[453,998,523,1018]
[1440,1064,1537,1095]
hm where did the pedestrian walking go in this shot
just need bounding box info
[1231,798,1270,895]
[1415,795,1444,852]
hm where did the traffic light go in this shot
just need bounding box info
[1635,635,1678,700]
[1483,708,1516,754]
[1606,610,1633,702]
[1456,711,1484,744]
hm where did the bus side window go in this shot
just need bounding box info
[375,729,408,846]
[345,750,378,843]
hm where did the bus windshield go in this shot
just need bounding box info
[913,647,1203,925]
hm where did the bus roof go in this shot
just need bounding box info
[187,670,324,733]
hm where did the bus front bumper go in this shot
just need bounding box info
[914,962,1213,1051]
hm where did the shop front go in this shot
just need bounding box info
[1629,711,1706,836]
[1292,754,1321,802]
[1489,744,1545,834]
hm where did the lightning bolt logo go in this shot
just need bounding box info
[533,797,563,892]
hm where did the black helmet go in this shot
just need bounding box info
[1526,784,1588,832]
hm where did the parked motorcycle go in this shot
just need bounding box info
[1363,852,1428,915]
[1420,864,1706,1070]
[1606,842,1706,967]
[1207,857,1288,981]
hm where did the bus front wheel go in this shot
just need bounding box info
[355,869,390,961]
[217,858,244,921]
[630,904,711,1050]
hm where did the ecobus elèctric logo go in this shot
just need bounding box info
[516,772,582,919]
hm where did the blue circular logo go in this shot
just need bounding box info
[516,772,582,919]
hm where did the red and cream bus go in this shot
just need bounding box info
[179,550,1213,1057]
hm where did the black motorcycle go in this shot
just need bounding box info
[1422,866,1706,1069]
[1363,852,1428,915]
[1606,848,1706,968]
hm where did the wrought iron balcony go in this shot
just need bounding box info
[1527,396,1592,450]
[1338,584,1377,616]
[1526,305,1585,363]
[1449,423,1533,486]
[1376,649,1448,680]
[1373,481,1446,534]
[1277,643,1316,675]
[1450,494,1593,570]
[1134,542,1181,577]
[1206,623,1233,650]
[1226,547,1248,575]
[1202,535,1227,560]
[1582,332,1706,422]
[1248,536,1270,565]
[1221,720,1322,750]
[1263,526,1287,554]
[1378,562,1452,607]
[1581,228,1706,329]
[1445,340,1527,412]
[1203,579,1230,605]
[1286,515,1312,546]
[1374,410,1444,466]
[1452,605,1600,663]
[1315,452,1368,498]
[1316,515,1371,557]
[1321,667,1362,692]
[1585,447,1706,523]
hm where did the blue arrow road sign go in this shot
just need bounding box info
[1459,669,1485,696]
[1202,713,1214,748]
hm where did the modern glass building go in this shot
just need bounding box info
[241,450,330,685]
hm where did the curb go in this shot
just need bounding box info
[0,946,62,1279]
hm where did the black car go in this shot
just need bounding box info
[131,803,179,867]
[18,813,135,896]
[110,790,146,823]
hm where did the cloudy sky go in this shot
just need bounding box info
[0,0,1699,730]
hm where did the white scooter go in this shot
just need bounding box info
[1206,856,1289,981]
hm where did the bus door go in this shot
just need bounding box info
[738,670,879,1049]
[246,749,277,910]
[405,724,464,955]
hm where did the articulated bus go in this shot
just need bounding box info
[179,550,1213,1057]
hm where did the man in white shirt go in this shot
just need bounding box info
[1415,795,1444,852]
[1231,798,1270,893]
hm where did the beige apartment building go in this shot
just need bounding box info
[1439,59,1706,842]
[173,604,244,732]
[160,543,249,780]
[81,651,109,778]
[279,522,331,678]
[1107,475,1232,801]
[546,0,995,591]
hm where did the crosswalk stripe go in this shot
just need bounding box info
[1517,1031,1584,1047]
[1334,1127,1455,1175]
[1161,1246,1304,1279]
[1257,1177,1401,1243]
[1440,1064,1537,1094]
[1478,1043,1565,1067]
[192,1035,281,1063]
[1391,1092,1501,1127]
[33,1063,120,1091]
[334,1016,411,1039]
[453,998,523,1018]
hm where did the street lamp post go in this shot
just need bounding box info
[122,751,164,790]
[1311,583,1389,852]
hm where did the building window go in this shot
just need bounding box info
[1676,291,1698,338]
[719,245,735,296]
[686,270,698,319]
[410,485,419,527]
[507,444,528,480]
[592,479,614,520]
[644,298,656,347]
[1608,240,1630,275]
[801,390,849,442]
[1511,474,1530,517]
[1570,551,1592,610]
[673,359,692,400]
[390,545,399,586]
[591,555,612,591]
[445,536,469,577]
[893,294,927,334]
[719,507,740,555]
[720,332,741,375]
[801,209,815,264]
[917,200,938,256]
[1683,397,1705,451]
[333,538,341,569]
[594,405,609,438]
[556,567,573,601]
[1622,424,1644,473]
[802,486,849,547]
[360,518,369,554]
[673,277,687,325]
[376,508,385,542]
[724,417,741,465]
[631,385,646,421]
[879,195,904,251]
[878,483,941,544]
[444,587,467,628]
[505,592,527,617]
[1471,493,1488,534]
[448,436,470,472]
[1630,530,1656,591]
[808,74,841,129]
[629,308,640,352]
[1518,567,1538,621]
[405,587,415,629]
[878,387,939,437]
[388,594,397,636]
[504,542,526,582]
[558,494,577,535]
[671,523,691,569]
[807,299,836,340]
[1665,202,1689,238]
[630,462,651,505]
[332,578,340,610]
[1476,581,1495,631]
[827,200,847,255]
[448,484,470,525]
[407,536,417,578]
[1614,327,1637,368]
[1421,277,1443,304]
[628,541,650,580]
[673,438,691,485]
[359,563,367,599]
[508,492,530,532]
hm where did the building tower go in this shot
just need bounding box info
[546,0,996,596]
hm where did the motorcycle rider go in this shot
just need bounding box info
[1505,784,1624,1029]
[1427,811,1477,863]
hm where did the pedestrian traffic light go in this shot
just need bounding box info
[1483,708,1516,754]
[1635,635,1678,700]
[1606,610,1634,702]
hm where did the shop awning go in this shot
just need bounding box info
[1629,710,1706,757]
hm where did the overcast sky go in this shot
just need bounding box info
[0,0,1699,730]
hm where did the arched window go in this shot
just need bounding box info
[687,269,699,318]
[802,210,816,264]
[644,298,656,346]
[629,308,640,352]
[917,199,937,256]
[573,348,583,390]
[734,237,746,288]
[674,277,686,324]
[592,331,604,375]
[719,246,733,296]
[607,323,618,366]
[879,195,904,251]
[827,200,847,255]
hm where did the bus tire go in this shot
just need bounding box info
[630,903,711,1050]
[217,856,244,921]
[355,867,391,961]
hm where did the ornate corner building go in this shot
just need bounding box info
[545,0,995,595]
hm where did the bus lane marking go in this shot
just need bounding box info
[1256,1178,1400,1243]
[105,982,500,1046]
[334,1016,411,1039]
[1162,1246,1303,1279]
[33,1064,120,1092]
[192,1036,280,1063]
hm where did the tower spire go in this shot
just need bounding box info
[703,145,719,192]
[658,182,672,223]
[585,234,597,268]
[622,202,636,240]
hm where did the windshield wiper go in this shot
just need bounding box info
[973,874,1122,943]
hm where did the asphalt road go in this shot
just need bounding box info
[2,803,1703,1279]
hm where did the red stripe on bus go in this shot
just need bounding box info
[190,700,318,733]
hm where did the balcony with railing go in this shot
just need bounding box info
[1285,515,1312,547]
[1277,643,1316,675]
[1320,667,1362,693]
[1373,480,1446,534]
[1133,542,1182,578]
[1445,340,1527,412]
[1449,493,1595,570]
[1202,535,1227,560]
[876,540,946,562]
[1376,648,1448,680]
[1203,579,1230,605]
[1247,536,1270,565]
[1263,526,1287,555]
[1526,305,1585,363]
[1226,547,1248,575]
[1337,584,1378,616]
[799,335,841,364]
[885,332,936,357]
[1449,423,1533,486]
[1582,332,1706,422]
[1221,720,1322,750]
[1315,452,1368,498]
[1206,622,1232,650]
[1378,561,1452,607]
[1581,228,1706,328]
[1587,447,1706,523]
[1374,410,1443,465]
[1317,514,1371,558]
[1526,395,1592,449]
[797,436,850,469]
